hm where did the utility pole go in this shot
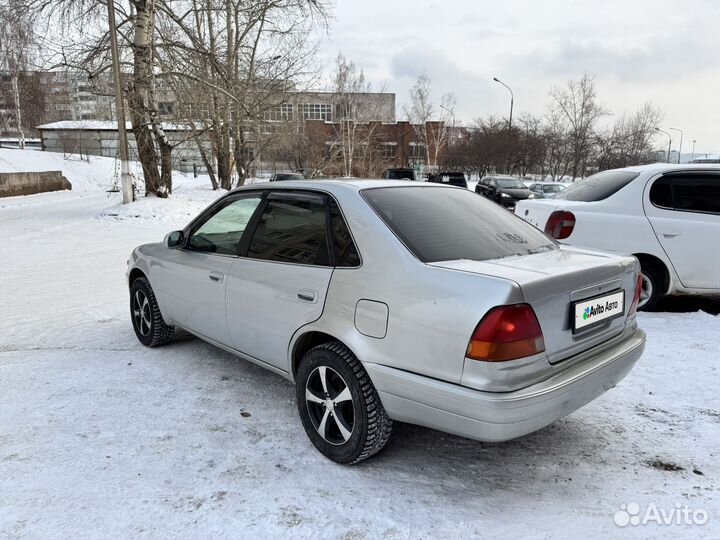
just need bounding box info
[106,0,134,203]
[691,140,697,161]
[493,77,513,130]
[669,127,683,164]
[655,128,672,164]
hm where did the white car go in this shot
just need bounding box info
[515,164,720,310]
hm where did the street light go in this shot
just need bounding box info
[439,103,456,145]
[655,128,672,164]
[691,139,697,161]
[493,77,513,130]
[669,127,683,164]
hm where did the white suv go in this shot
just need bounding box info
[515,164,720,310]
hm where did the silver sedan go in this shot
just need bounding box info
[127,180,646,464]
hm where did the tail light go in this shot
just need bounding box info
[628,273,643,316]
[544,211,576,239]
[467,304,546,362]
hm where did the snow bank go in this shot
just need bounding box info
[0,149,120,193]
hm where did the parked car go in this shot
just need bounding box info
[527,182,568,199]
[127,180,646,464]
[428,171,467,188]
[270,172,305,182]
[382,167,416,181]
[515,164,720,310]
[476,175,533,207]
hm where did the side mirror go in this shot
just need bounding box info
[164,230,184,249]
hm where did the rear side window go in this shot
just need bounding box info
[329,200,361,267]
[247,193,331,265]
[554,170,640,201]
[650,175,720,215]
[362,186,556,263]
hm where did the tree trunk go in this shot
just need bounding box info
[128,0,169,197]
[196,140,218,189]
[11,72,25,150]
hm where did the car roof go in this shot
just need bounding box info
[231,179,445,195]
[607,163,720,174]
[531,181,568,185]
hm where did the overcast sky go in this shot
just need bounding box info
[317,0,720,155]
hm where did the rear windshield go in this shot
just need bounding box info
[497,178,526,189]
[386,170,415,180]
[554,170,640,201]
[362,186,556,263]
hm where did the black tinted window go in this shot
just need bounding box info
[651,175,720,214]
[649,177,673,207]
[386,170,415,180]
[554,170,640,201]
[497,178,526,189]
[329,201,361,267]
[247,193,330,265]
[363,186,556,263]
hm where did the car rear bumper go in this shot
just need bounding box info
[365,327,645,442]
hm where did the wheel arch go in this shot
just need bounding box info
[128,267,148,286]
[290,330,358,381]
[633,252,671,294]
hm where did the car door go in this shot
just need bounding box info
[152,192,264,345]
[477,178,490,196]
[225,190,335,370]
[644,172,720,289]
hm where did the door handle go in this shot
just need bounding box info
[209,271,224,283]
[660,231,680,238]
[297,289,318,303]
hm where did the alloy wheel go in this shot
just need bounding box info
[305,366,355,445]
[132,290,152,337]
[638,273,653,309]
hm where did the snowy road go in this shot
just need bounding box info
[1,160,719,538]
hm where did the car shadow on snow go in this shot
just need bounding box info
[181,335,617,478]
[653,295,720,315]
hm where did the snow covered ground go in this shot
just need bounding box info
[1,150,719,539]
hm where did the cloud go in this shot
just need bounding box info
[389,47,503,121]
[505,24,717,82]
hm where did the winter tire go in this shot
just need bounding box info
[130,277,174,347]
[638,263,662,312]
[296,341,393,464]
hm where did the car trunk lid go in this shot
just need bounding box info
[514,198,590,234]
[429,246,638,364]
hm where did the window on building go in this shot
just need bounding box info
[381,143,397,159]
[335,100,353,119]
[302,103,332,121]
[264,103,294,122]
[409,143,425,160]
[158,102,175,116]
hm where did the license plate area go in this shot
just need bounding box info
[573,289,625,334]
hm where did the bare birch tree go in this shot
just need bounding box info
[0,0,37,148]
[549,74,608,179]
[404,73,454,169]
[158,0,328,189]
